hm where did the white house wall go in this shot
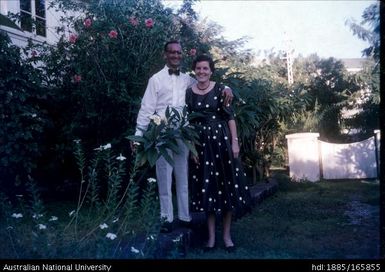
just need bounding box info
[0,0,79,47]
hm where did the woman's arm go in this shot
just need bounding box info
[228,120,239,158]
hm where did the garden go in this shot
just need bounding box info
[0,0,380,259]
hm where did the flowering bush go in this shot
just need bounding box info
[127,106,200,167]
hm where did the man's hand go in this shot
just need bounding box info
[129,141,140,154]
[222,87,234,107]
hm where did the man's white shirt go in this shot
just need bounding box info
[135,65,196,136]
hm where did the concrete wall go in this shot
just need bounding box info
[286,132,380,181]
[285,133,320,182]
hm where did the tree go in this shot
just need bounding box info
[345,2,380,135]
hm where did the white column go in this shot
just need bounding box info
[285,133,320,182]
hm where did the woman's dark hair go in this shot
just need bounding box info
[192,54,215,72]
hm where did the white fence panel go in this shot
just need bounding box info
[320,137,378,179]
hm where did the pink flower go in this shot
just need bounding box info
[129,17,139,26]
[189,48,196,56]
[83,18,92,28]
[73,75,82,83]
[69,34,78,44]
[145,18,154,28]
[108,30,118,39]
[31,50,37,57]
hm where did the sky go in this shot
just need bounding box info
[163,0,377,59]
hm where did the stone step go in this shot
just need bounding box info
[153,179,279,258]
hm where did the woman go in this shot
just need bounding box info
[185,55,251,252]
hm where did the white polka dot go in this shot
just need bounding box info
[218,143,221,146]
[203,143,206,146]
[224,136,228,140]
[236,168,239,171]
[235,184,239,188]
[213,136,217,139]
[202,189,205,193]
[208,127,211,130]
[218,209,221,211]
[218,191,222,195]
[214,96,217,100]
[193,175,196,179]
[236,173,238,176]
[212,116,216,119]
[209,198,212,202]
[205,179,209,183]
[203,126,206,130]
[192,202,196,205]
[200,208,204,211]
[215,172,219,176]
[198,102,201,106]
[218,124,222,128]
[224,200,227,204]
[220,99,223,102]
[215,130,218,133]
[228,160,231,164]
[206,104,209,108]
[239,197,243,200]
[245,186,248,190]
[206,161,209,165]
[216,154,219,158]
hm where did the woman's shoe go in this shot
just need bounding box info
[224,245,236,253]
[203,245,216,253]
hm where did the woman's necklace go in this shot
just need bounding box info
[197,82,210,91]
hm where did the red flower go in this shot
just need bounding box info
[129,17,139,26]
[83,18,92,28]
[108,30,118,39]
[145,18,154,28]
[73,75,82,83]
[189,48,197,56]
[69,34,78,44]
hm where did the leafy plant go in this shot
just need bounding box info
[127,106,200,167]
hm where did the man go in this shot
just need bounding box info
[133,40,233,233]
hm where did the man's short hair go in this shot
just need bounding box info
[164,40,181,52]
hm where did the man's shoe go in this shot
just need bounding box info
[160,221,173,233]
[178,220,192,229]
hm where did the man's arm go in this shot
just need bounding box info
[135,77,158,137]
[222,86,234,107]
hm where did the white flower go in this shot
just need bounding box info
[172,234,183,243]
[116,154,126,161]
[149,115,162,125]
[99,223,109,229]
[94,145,103,151]
[103,143,111,150]
[69,210,75,217]
[112,218,119,223]
[130,246,140,253]
[106,233,117,240]
[11,213,23,218]
[31,113,37,118]
[49,216,58,221]
[38,224,47,230]
[32,213,43,219]
[147,177,156,183]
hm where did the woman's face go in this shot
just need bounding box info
[194,61,212,83]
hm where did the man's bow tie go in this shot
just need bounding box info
[168,69,180,76]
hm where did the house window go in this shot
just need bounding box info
[20,0,46,37]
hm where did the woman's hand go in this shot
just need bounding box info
[232,140,240,158]
[191,155,200,165]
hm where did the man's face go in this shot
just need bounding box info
[164,43,182,69]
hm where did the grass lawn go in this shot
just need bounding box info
[186,172,380,259]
